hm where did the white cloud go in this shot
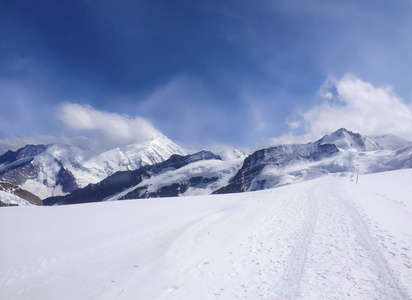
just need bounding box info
[293,75,412,141]
[285,117,301,130]
[59,103,160,148]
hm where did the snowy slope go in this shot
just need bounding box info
[216,128,412,194]
[104,157,244,201]
[0,182,43,206]
[368,134,412,150]
[1,170,411,299]
[0,135,186,199]
[43,151,224,205]
[0,191,31,206]
[318,128,368,151]
[0,144,78,199]
[19,144,80,199]
[318,128,411,151]
[72,134,186,186]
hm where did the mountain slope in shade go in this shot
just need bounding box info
[43,151,222,205]
[105,157,243,201]
[0,144,80,199]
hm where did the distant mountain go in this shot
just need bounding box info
[0,182,43,206]
[367,134,412,151]
[318,128,411,151]
[71,134,186,186]
[43,151,224,205]
[0,144,81,199]
[0,134,186,199]
[214,141,339,194]
[318,128,368,151]
[214,128,412,194]
[3,128,412,204]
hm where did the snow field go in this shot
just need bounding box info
[1,169,412,299]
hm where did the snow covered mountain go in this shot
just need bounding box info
[2,128,411,203]
[70,134,187,187]
[43,128,412,206]
[0,134,186,199]
[215,142,339,194]
[0,144,79,199]
[318,128,411,151]
[43,151,227,205]
[215,128,412,194]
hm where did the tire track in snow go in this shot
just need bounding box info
[337,190,410,300]
[277,189,318,300]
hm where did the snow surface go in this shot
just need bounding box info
[1,170,412,299]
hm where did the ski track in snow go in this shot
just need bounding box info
[298,181,409,299]
[156,179,410,299]
[1,173,412,299]
[167,180,410,300]
[276,188,319,299]
[337,188,409,299]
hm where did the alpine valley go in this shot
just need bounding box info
[1,128,411,206]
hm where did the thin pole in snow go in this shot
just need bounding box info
[356,169,359,185]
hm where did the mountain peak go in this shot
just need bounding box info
[0,144,49,165]
[150,133,168,140]
[318,128,366,151]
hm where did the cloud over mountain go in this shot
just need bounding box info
[59,103,160,149]
[296,75,412,141]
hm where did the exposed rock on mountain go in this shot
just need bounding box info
[71,134,187,186]
[3,128,412,204]
[214,142,339,194]
[0,182,43,206]
[0,134,186,199]
[0,144,78,199]
[215,128,412,194]
[43,151,223,205]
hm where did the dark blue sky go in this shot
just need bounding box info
[1,0,412,149]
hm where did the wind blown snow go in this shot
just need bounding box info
[1,170,411,299]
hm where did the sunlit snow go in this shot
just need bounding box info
[1,170,411,299]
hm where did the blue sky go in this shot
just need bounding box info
[1,0,412,150]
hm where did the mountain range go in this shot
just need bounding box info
[0,134,185,199]
[1,128,411,206]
